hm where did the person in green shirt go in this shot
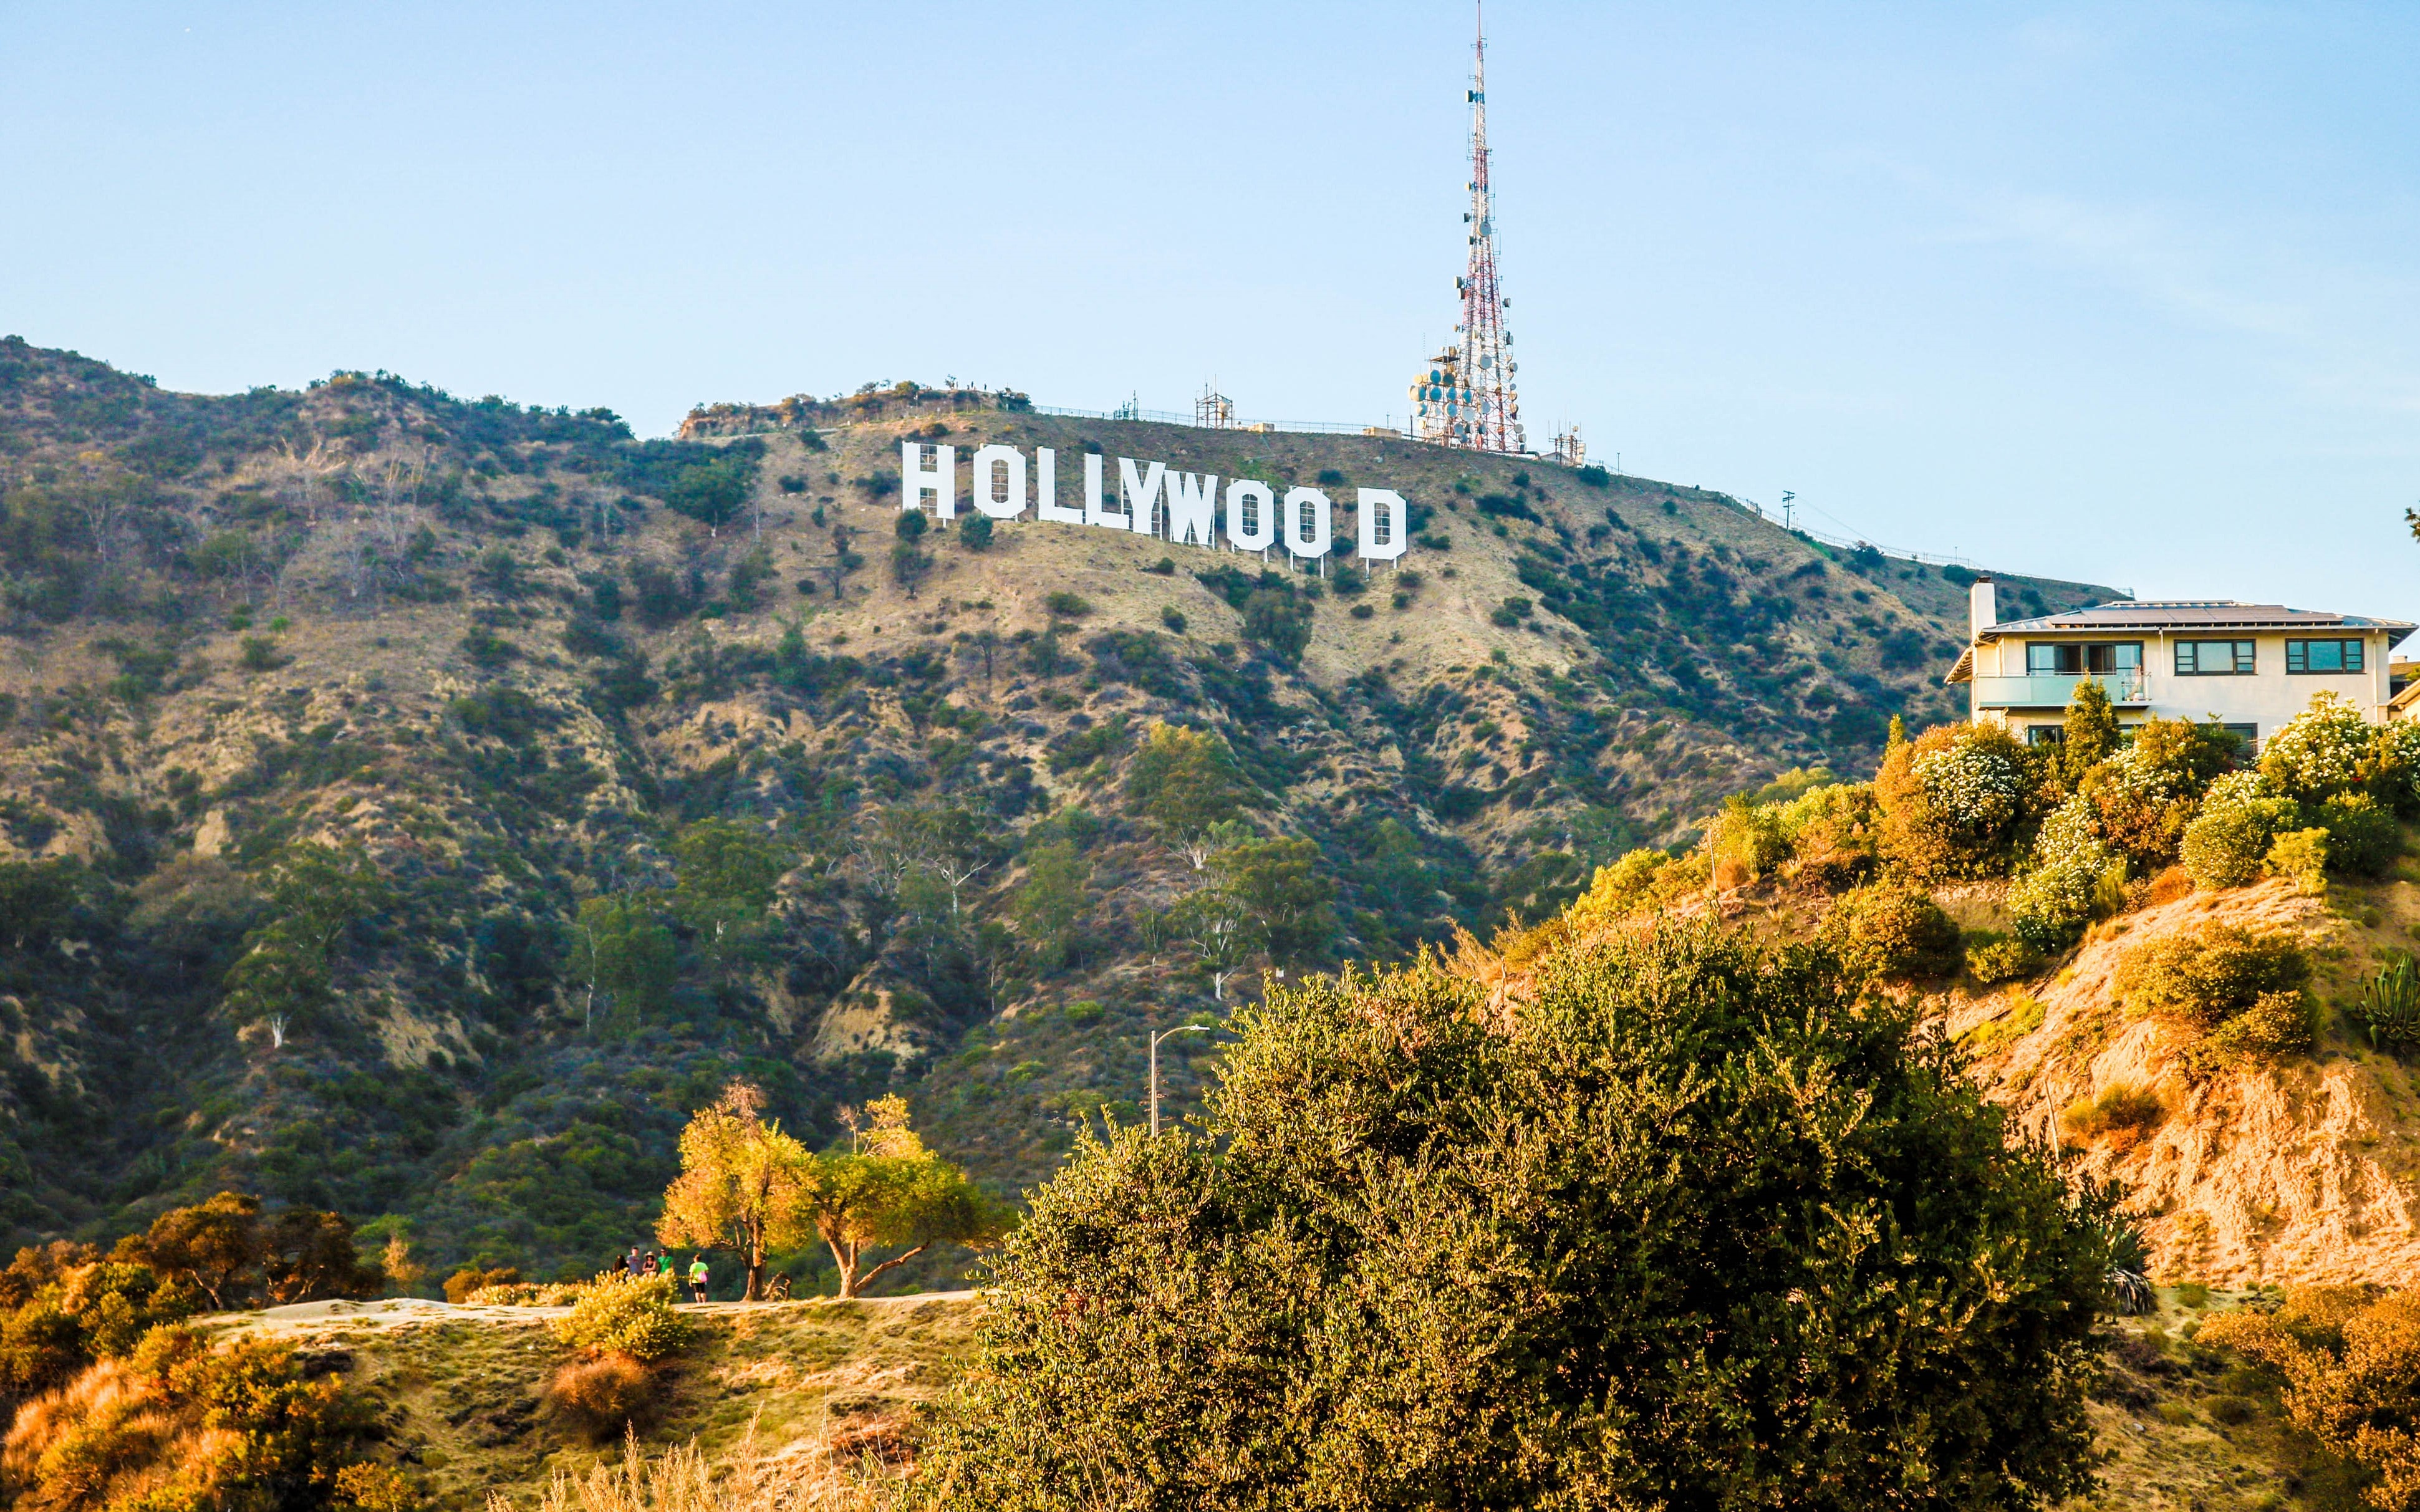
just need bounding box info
[686,1254,709,1304]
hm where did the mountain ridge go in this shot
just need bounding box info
[0,337,2121,1282]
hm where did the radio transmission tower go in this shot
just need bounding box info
[1409,3,1525,453]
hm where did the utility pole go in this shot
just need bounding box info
[1149,1024,1212,1136]
[1781,491,1795,531]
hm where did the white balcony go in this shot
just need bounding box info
[1971,672,2149,708]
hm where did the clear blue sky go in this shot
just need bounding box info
[5,2,2416,621]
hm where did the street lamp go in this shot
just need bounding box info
[1148,1024,1212,1137]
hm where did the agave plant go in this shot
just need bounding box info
[2355,954,2420,1055]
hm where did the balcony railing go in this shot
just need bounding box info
[1970,672,2149,708]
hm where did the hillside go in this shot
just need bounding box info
[0,336,2119,1280]
[1955,872,2420,1287]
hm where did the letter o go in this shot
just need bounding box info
[1225,479,1275,551]
[970,445,1026,519]
[1283,486,1331,559]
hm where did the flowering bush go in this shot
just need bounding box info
[1914,736,2025,847]
[2259,691,2374,802]
[2010,799,2123,951]
[1879,723,2035,880]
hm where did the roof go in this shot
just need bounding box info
[1974,600,2415,641]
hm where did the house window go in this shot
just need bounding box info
[2025,726,2064,747]
[2286,638,2366,675]
[2220,723,2259,754]
[2175,640,2255,675]
[2026,642,2142,675]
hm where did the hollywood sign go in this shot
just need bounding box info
[900,443,1409,564]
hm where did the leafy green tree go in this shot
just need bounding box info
[671,817,791,963]
[222,842,388,1036]
[2061,677,2119,781]
[1213,836,1338,968]
[797,1096,1001,1299]
[1127,721,1255,837]
[918,923,2109,1510]
[1241,587,1311,663]
[1013,841,1089,972]
[570,892,677,1033]
[1167,884,1250,999]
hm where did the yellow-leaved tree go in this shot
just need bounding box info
[657,1084,1002,1301]
[655,1081,809,1301]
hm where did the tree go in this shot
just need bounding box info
[655,1081,811,1302]
[1127,722,1255,837]
[1240,588,1311,663]
[2061,677,2120,781]
[2204,1287,2420,1510]
[799,1097,1000,1299]
[1213,836,1338,967]
[917,922,2109,1510]
[1013,841,1089,972]
[959,514,995,551]
[569,892,677,1033]
[132,1192,263,1311]
[671,817,791,963]
[1168,884,1249,999]
[222,842,390,1036]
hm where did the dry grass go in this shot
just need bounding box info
[495,1421,905,1512]
[543,1351,660,1442]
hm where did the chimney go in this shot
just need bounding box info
[1969,575,1997,638]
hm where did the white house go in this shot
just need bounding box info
[1946,579,2414,748]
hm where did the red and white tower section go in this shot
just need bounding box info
[1410,6,1523,454]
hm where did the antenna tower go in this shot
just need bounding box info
[1409,3,1524,453]
[1460,3,1521,452]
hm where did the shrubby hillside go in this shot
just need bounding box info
[0,337,2116,1283]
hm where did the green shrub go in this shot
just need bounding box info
[550,1271,692,1362]
[2191,990,2315,1071]
[1821,884,1963,981]
[920,920,2110,1507]
[2267,828,2330,895]
[1044,590,1091,617]
[2353,955,2420,1055]
[1965,932,2043,985]
[2179,773,2296,889]
[1963,991,2046,1052]
[2114,923,2311,1028]
[1160,607,1187,633]
[2085,718,2237,869]
[2316,792,2400,877]
[960,514,995,551]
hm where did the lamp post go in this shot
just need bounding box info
[1149,1024,1212,1137]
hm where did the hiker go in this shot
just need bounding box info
[687,1253,710,1304]
[624,1246,642,1278]
[643,1250,660,1277]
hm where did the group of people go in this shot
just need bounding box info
[614,1246,797,1303]
[620,1246,711,1303]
